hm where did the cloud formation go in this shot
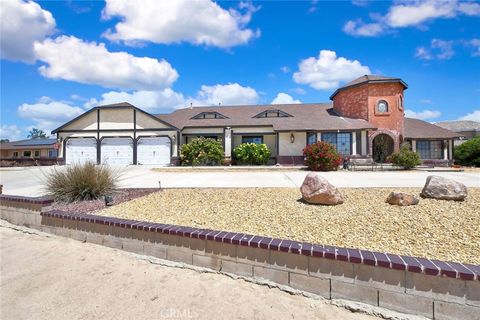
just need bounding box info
[271,93,301,104]
[0,0,56,63]
[416,39,455,60]
[405,109,442,120]
[293,50,371,90]
[459,109,480,122]
[102,0,260,48]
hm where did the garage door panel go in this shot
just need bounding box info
[65,138,97,165]
[101,138,133,165]
[137,137,170,165]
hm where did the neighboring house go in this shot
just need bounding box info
[52,75,462,166]
[0,138,58,166]
[435,120,479,146]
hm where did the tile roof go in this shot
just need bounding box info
[329,75,408,100]
[434,120,480,132]
[156,103,376,131]
[404,118,463,139]
[0,138,56,150]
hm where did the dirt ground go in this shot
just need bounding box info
[0,224,379,320]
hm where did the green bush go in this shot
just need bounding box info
[180,137,224,166]
[303,141,341,171]
[391,143,421,169]
[45,161,118,202]
[454,136,480,167]
[233,143,271,165]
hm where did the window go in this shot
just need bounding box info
[191,112,228,119]
[416,140,443,159]
[48,149,58,158]
[321,132,351,155]
[307,132,317,145]
[13,151,18,158]
[398,95,404,110]
[253,110,293,118]
[242,136,263,144]
[23,150,31,157]
[377,100,389,113]
[34,150,40,158]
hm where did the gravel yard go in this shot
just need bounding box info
[97,188,480,265]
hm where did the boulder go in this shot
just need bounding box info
[420,175,467,201]
[300,173,344,205]
[386,192,419,206]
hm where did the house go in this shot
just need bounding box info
[51,75,462,166]
[434,120,479,146]
[0,138,58,166]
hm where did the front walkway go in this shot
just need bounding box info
[0,224,377,320]
[0,166,478,196]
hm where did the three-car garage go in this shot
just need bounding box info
[55,103,178,166]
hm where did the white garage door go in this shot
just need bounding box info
[65,138,97,165]
[101,138,133,165]
[137,137,171,165]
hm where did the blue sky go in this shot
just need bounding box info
[1,0,479,140]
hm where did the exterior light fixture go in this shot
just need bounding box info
[172,134,176,143]
[290,133,295,143]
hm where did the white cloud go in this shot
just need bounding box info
[420,99,433,104]
[33,35,179,91]
[0,0,56,63]
[96,89,187,113]
[193,83,259,106]
[271,93,301,105]
[344,1,480,37]
[467,38,480,56]
[102,0,259,48]
[416,39,455,60]
[343,19,384,37]
[458,110,480,122]
[293,50,371,90]
[0,125,23,141]
[291,87,307,95]
[405,109,442,120]
[280,66,290,73]
[17,99,84,133]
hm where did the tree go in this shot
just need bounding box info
[0,139,9,143]
[454,137,480,167]
[27,128,47,139]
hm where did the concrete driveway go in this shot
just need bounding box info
[0,165,478,196]
[0,223,379,320]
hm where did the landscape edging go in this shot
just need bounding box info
[1,194,479,319]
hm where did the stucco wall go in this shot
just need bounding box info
[182,128,224,134]
[231,127,275,134]
[63,110,97,131]
[136,112,172,129]
[99,109,134,130]
[0,148,54,158]
[278,132,306,156]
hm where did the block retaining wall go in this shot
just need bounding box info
[1,194,479,320]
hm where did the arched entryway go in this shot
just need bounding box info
[372,134,394,163]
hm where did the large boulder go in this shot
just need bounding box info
[420,175,468,201]
[386,192,419,206]
[300,173,344,205]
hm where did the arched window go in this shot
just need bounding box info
[377,100,389,113]
[398,95,404,110]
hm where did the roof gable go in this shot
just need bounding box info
[253,109,293,118]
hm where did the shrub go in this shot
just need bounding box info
[180,137,224,166]
[303,141,341,171]
[390,143,421,169]
[45,161,118,202]
[233,143,271,165]
[454,136,480,167]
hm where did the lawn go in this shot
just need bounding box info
[97,187,480,265]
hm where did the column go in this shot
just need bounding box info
[411,140,416,152]
[448,140,453,160]
[317,132,322,142]
[443,140,448,160]
[351,131,357,155]
[361,130,367,155]
[224,127,232,158]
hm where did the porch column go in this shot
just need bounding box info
[411,140,416,152]
[443,140,448,160]
[448,140,453,160]
[361,130,367,155]
[317,132,322,142]
[224,127,232,158]
[351,131,357,155]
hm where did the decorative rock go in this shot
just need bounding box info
[386,192,419,206]
[300,173,344,205]
[420,175,468,201]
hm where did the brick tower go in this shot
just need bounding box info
[330,75,408,161]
